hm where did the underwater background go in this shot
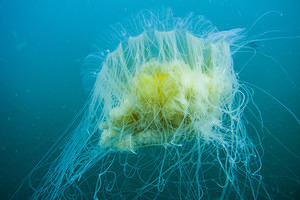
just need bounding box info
[0,0,299,199]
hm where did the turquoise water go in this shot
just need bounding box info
[0,0,299,199]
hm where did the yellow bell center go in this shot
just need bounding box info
[99,61,232,151]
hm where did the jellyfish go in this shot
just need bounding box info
[18,11,299,200]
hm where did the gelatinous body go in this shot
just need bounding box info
[29,12,271,200]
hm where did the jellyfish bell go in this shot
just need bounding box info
[13,10,300,200]
[98,30,240,152]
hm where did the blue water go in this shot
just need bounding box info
[0,0,299,199]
